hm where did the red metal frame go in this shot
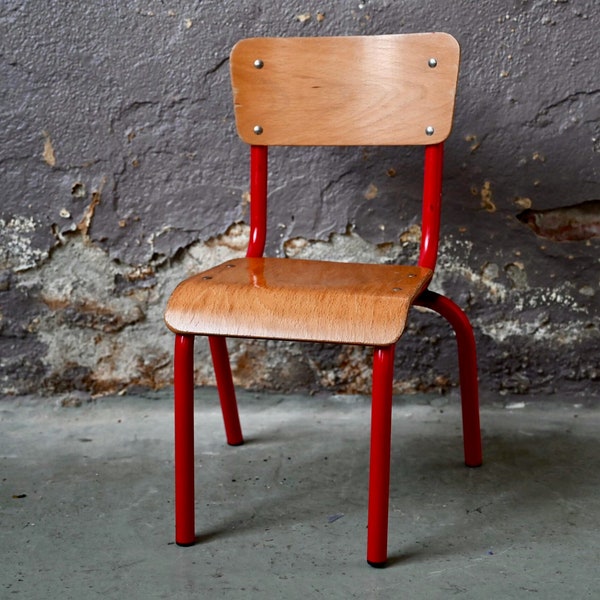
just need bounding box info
[171,140,483,566]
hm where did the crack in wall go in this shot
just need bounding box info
[535,89,600,116]
[530,89,600,127]
[204,56,229,77]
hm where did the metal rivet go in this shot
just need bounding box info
[202,276,213,280]
[407,274,416,278]
[225,264,235,268]
[253,125,263,135]
[392,287,402,292]
[428,58,438,68]
[253,59,264,69]
[425,126,435,136]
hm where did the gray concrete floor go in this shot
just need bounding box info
[1,388,599,599]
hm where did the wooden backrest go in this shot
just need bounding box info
[230,33,460,146]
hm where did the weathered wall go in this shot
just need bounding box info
[1,0,598,399]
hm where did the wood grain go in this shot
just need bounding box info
[230,33,460,146]
[165,258,432,346]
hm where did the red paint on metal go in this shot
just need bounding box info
[416,290,483,467]
[419,143,444,271]
[174,333,196,545]
[367,344,396,566]
[247,145,269,258]
[209,335,244,445]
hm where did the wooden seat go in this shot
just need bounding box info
[165,258,432,345]
[164,33,482,568]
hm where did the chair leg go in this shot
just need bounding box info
[367,344,396,568]
[208,335,244,446]
[416,290,483,467]
[174,334,196,546]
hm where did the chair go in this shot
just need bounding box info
[164,32,482,568]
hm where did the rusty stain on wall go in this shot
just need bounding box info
[364,183,378,200]
[479,181,496,213]
[465,134,480,153]
[77,179,106,240]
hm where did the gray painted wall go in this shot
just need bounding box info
[1,0,598,399]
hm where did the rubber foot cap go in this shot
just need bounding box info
[367,560,387,569]
[176,541,195,547]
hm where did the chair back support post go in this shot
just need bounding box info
[247,144,269,258]
[418,142,444,271]
[246,141,445,269]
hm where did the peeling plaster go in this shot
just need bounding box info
[479,317,597,346]
[517,200,600,241]
[6,225,251,395]
[434,235,593,323]
[1,219,599,397]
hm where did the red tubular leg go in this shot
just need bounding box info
[416,290,483,467]
[209,335,244,446]
[174,334,196,546]
[367,344,396,567]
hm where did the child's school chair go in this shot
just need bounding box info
[164,33,482,567]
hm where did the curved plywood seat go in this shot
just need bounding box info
[165,257,432,346]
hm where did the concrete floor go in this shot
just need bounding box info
[1,388,599,599]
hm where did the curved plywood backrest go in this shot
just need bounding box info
[230,33,460,146]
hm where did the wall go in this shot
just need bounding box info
[1,0,598,399]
